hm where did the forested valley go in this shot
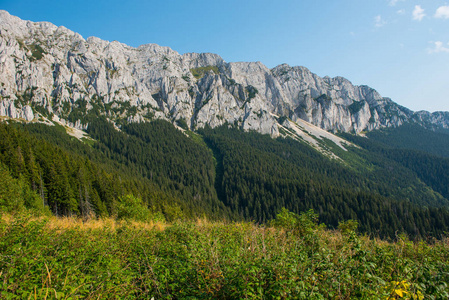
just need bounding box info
[1,119,449,239]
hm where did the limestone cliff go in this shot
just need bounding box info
[0,10,447,136]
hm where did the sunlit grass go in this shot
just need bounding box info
[1,212,448,299]
[1,213,168,232]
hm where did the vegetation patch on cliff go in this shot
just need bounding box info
[190,65,220,79]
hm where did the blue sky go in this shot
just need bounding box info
[2,0,449,112]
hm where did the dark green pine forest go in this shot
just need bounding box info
[1,118,449,239]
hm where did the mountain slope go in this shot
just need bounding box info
[1,10,448,137]
[0,120,234,220]
[1,119,449,238]
[366,123,449,158]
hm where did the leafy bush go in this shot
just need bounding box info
[338,219,359,235]
[270,208,323,236]
[116,194,152,222]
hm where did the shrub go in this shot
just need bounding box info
[116,194,151,222]
[270,208,322,236]
[338,219,359,235]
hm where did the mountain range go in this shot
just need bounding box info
[1,10,448,139]
[2,10,449,239]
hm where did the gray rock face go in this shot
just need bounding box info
[0,99,34,121]
[0,10,448,135]
[412,111,449,130]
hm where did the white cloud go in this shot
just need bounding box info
[427,41,449,54]
[435,6,449,19]
[375,15,387,27]
[389,0,405,6]
[412,5,425,21]
[397,9,406,15]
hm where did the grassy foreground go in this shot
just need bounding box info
[1,212,448,299]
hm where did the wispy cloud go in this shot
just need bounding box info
[427,41,449,54]
[389,0,405,6]
[374,15,387,27]
[435,6,449,19]
[412,5,425,21]
[397,9,406,15]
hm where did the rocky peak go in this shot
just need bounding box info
[182,52,224,69]
[0,10,448,139]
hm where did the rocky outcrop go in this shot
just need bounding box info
[0,99,34,121]
[413,111,449,130]
[0,10,447,135]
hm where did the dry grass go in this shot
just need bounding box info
[0,213,14,224]
[0,213,167,232]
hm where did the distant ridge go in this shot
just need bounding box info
[1,9,448,136]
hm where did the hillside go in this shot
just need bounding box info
[2,120,449,239]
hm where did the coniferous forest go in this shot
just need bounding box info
[1,119,449,239]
